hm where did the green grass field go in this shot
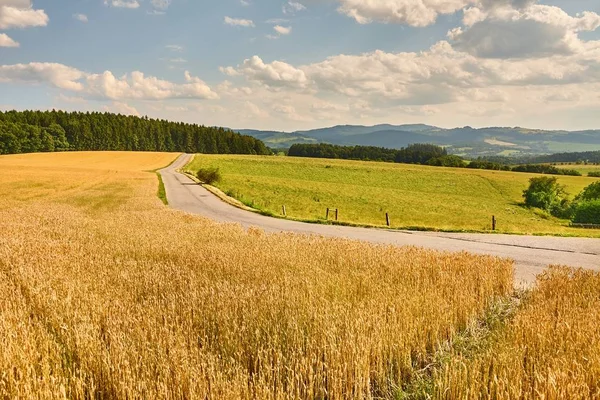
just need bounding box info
[555,163,600,176]
[186,155,600,237]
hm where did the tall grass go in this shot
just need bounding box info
[435,267,600,399]
[0,152,513,399]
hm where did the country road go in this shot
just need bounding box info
[160,154,600,285]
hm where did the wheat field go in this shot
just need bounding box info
[0,152,514,399]
[435,266,600,399]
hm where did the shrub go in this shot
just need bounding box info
[572,200,600,224]
[196,167,222,185]
[577,182,600,202]
[589,172,600,178]
[427,155,465,167]
[523,176,567,214]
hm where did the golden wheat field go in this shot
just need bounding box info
[0,152,598,399]
[435,267,600,399]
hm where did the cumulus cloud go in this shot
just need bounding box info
[0,32,18,47]
[228,56,309,89]
[274,25,292,35]
[0,0,48,29]
[103,0,140,9]
[224,37,600,108]
[450,4,600,58]
[0,62,219,101]
[86,70,219,100]
[336,0,476,27]
[224,16,255,27]
[0,63,86,91]
[103,101,140,116]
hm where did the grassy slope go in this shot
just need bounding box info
[186,155,600,237]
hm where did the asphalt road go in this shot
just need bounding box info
[160,154,600,286]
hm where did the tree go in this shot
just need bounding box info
[577,182,600,202]
[523,176,566,211]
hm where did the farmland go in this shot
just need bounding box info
[1,151,599,399]
[186,155,600,237]
[556,163,600,176]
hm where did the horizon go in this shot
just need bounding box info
[1,0,599,131]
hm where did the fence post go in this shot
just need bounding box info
[335,209,339,221]
[326,208,330,220]
[492,216,496,231]
[282,205,287,217]
[386,213,391,227]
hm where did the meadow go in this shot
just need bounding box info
[556,163,600,176]
[1,151,599,399]
[186,155,600,237]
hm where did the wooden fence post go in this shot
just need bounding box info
[326,208,330,220]
[282,205,287,217]
[492,216,496,231]
[386,213,391,227]
[335,209,339,221]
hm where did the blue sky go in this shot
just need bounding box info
[1,0,599,131]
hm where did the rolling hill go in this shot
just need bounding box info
[234,124,600,157]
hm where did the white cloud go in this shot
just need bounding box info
[0,62,219,101]
[224,16,255,27]
[73,13,88,23]
[86,70,219,100]
[283,1,306,15]
[240,0,250,6]
[274,25,291,35]
[450,4,600,59]
[103,0,140,9]
[0,1,48,29]
[231,56,309,89]
[0,63,85,91]
[166,44,184,52]
[103,101,140,116]
[336,0,476,27]
[0,32,18,47]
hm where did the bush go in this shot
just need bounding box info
[427,155,465,167]
[523,176,567,215]
[572,200,600,224]
[589,172,600,178]
[196,167,222,185]
[577,181,600,202]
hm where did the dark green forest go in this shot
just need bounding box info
[288,143,451,165]
[0,110,270,155]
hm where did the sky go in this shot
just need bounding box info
[0,0,599,132]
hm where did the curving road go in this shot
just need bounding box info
[160,154,600,286]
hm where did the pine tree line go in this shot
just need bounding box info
[0,110,270,155]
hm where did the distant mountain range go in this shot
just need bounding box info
[235,124,600,157]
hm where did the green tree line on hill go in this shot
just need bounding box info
[482,151,600,165]
[288,143,455,165]
[288,143,585,176]
[0,110,270,155]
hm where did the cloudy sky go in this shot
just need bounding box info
[0,0,599,131]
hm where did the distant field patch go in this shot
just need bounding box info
[187,155,600,236]
[0,151,178,171]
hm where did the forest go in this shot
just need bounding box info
[288,143,451,165]
[0,110,270,155]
